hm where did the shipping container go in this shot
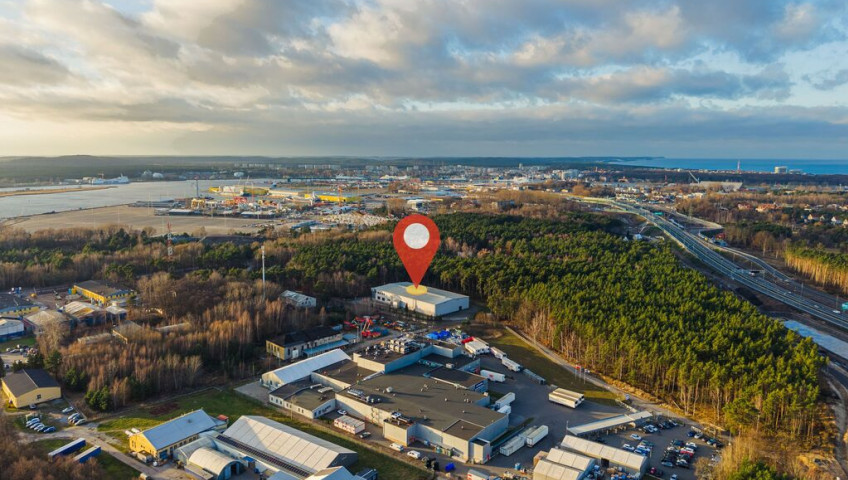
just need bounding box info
[525,425,549,447]
[490,347,507,360]
[467,468,490,480]
[73,446,101,464]
[47,438,86,461]
[493,392,516,409]
[497,404,512,415]
[334,415,365,434]
[464,340,490,355]
[548,388,584,408]
[502,358,523,372]
[480,370,506,383]
[498,436,525,456]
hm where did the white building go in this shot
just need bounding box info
[176,416,357,479]
[261,349,351,390]
[0,318,25,342]
[282,291,317,309]
[371,282,469,317]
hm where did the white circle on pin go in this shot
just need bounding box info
[404,223,430,249]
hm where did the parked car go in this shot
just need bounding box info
[390,443,404,452]
[671,475,678,480]
[407,450,422,459]
[73,419,87,426]
[29,422,43,430]
[630,434,642,440]
[28,404,38,410]
[42,426,56,433]
[357,431,371,439]
[68,413,81,422]
[686,431,697,437]
[622,444,635,451]
[336,409,347,416]
[649,468,664,477]
[34,424,47,432]
[61,407,75,414]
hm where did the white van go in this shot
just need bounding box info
[390,443,404,452]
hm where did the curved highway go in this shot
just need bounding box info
[613,200,848,330]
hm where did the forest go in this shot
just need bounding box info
[281,213,824,441]
[785,245,848,296]
[0,211,826,440]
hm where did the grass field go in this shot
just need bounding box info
[0,336,36,351]
[98,388,430,480]
[30,439,141,480]
[474,326,619,406]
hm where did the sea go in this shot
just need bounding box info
[0,179,274,220]
[611,158,848,175]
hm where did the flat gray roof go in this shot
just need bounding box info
[270,382,335,411]
[351,369,504,438]
[313,360,377,387]
[428,367,485,389]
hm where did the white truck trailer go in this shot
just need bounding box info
[548,388,585,408]
[525,425,549,447]
[490,347,507,360]
[480,370,506,383]
[502,357,522,372]
[493,391,515,409]
[498,435,525,456]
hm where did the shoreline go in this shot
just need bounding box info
[0,185,115,197]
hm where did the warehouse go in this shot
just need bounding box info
[371,283,469,317]
[0,293,38,318]
[261,349,350,390]
[267,326,345,361]
[129,409,228,460]
[0,318,25,341]
[1,369,61,407]
[533,458,585,480]
[72,280,134,306]
[186,447,245,480]
[566,411,652,437]
[333,368,507,463]
[560,435,647,475]
[281,291,317,309]
[25,310,69,335]
[179,416,357,478]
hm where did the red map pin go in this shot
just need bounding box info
[393,214,440,295]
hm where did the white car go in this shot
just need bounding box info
[630,434,642,440]
[61,407,75,414]
[390,443,404,452]
[337,409,347,416]
[407,450,422,459]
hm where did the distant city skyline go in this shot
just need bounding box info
[1,0,847,158]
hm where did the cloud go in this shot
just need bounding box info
[0,44,70,85]
[0,0,846,157]
[809,69,848,90]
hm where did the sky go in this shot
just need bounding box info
[1,0,847,158]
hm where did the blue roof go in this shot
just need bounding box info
[304,339,348,356]
[140,409,223,450]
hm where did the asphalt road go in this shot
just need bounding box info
[606,199,848,331]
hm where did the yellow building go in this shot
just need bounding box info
[310,193,362,203]
[129,409,227,460]
[73,280,135,306]
[1,369,61,408]
[0,293,38,318]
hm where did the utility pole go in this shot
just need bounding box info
[261,245,266,302]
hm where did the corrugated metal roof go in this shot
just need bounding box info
[188,447,240,476]
[264,349,350,385]
[533,458,584,480]
[222,416,355,473]
[545,447,594,471]
[567,411,652,436]
[0,318,24,336]
[139,409,222,450]
[561,435,647,471]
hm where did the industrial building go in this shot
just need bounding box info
[262,338,504,463]
[566,411,652,437]
[267,326,345,361]
[533,447,595,480]
[129,409,228,460]
[262,349,351,390]
[282,291,318,309]
[371,283,469,317]
[72,280,135,306]
[0,318,25,341]
[1,369,61,408]
[0,293,38,318]
[25,310,69,335]
[560,435,648,475]
[176,415,357,479]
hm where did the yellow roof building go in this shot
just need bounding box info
[1,369,61,408]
